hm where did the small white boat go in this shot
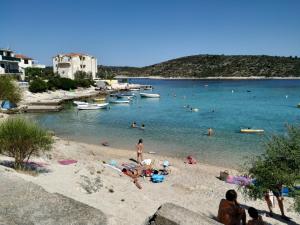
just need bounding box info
[240,129,264,134]
[73,101,89,106]
[109,100,130,104]
[92,103,109,108]
[77,105,102,110]
[130,88,140,91]
[140,93,160,98]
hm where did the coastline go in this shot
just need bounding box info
[117,75,300,80]
[1,136,299,225]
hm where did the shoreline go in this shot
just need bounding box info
[117,75,300,80]
[1,137,299,225]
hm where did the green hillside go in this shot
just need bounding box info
[98,55,300,78]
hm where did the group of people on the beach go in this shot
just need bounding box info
[218,189,290,225]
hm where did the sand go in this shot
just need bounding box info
[0,137,298,225]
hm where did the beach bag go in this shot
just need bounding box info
[151,174,164,183]
[220,170,229,181]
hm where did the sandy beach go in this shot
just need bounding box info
[1,136,299,225]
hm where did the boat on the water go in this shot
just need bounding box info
[240,129,264,134]
[94,97,106,102]
[77,105,102,110]
[130,88,140,91]
[73,101,89,106]
[140,93,160,98]
[109,99,130,104]
[92,103,109,108]
[116,93,135,99]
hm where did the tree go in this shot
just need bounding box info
[25,67,43,81]
[0,76,22,104]
[29,78,48,93]
[242,126,300,212]
[0,117,53,169]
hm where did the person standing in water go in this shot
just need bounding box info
[208,128,214,136]
[136,139,144,164]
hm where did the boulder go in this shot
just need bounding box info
[146,203,221,225]
[0,173,107,225]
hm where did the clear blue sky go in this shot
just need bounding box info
[1,0,299,66]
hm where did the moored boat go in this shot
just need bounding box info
[109,99,130,104]
[240,129,264,133]
[77,105,102,110]
[140,93,160,98]
[94,97,106,102]
[92,103,109,108]
[73,101,89,106]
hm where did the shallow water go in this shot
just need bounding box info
[24,79,300,167]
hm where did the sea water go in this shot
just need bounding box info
[24,79,300,167]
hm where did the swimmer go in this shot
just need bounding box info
[208,128,214,136]
[140,124,145,130]
[131,122,137,128]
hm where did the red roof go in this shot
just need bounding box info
[63,53,87,57]
[15,54,33,60]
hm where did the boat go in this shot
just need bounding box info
[109,99,130,104]
[92,103,109,108]
[73,101,89,106]
[116,93,135,99]
[94,97,106,102]
[77,105,102,110]
[130,88,140,91]
[142,85,153,90]
[240,129,264,134]
[140,93,160,98]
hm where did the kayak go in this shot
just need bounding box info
[240,129,264,133]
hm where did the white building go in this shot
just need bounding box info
[15,54,46,80]
[0,48,21,75]
[53,53,97,80]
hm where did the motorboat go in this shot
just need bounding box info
[73,101,89,106]
[109,99,130,104]
[94,97,106,102]
[93,103,109,108]
[140,93,160,98]
[240,129,264,134]
[77,105,102,110]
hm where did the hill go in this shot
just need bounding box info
[98,55,300,78]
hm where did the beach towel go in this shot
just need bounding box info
[58,159,78,165]
[226,175,253,186]
[122,162,138,171]
[151,174,164,183]
[141,159,152,166]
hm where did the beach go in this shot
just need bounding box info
[1,136,299,225]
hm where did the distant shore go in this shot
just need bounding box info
[117,76,300,80]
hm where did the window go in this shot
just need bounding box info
[24,59,28,64]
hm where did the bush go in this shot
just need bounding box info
[29,78,48,93]
[242,125,300,212]
[0,76,22,104]
[59,78,77,90]
[47,76,62,90]
[0,117,53,169]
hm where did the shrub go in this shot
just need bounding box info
[47,76,62,90]
[242,125,300,213]
[59,78,77,90]
[0,76,22,104]
[0,117,53,169]
[29,78,48,93]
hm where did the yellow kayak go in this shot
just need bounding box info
[240,129,264,133]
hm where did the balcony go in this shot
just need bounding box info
[0,56,21,62]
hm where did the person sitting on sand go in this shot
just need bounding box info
[136,139,144,164]
[208,128,214,136]
[131,121,137,128]
[247,207,266,225]
[217,189,246,225]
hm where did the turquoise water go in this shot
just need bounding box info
[24,79,300,167]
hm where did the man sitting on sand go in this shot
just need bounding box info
[247,207,266,225]
[122,168,142,189]
[217,189,246,225]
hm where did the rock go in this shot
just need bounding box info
[145,203,221,225]
[0,173,107,225]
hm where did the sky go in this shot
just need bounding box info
[1,0,300,67]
